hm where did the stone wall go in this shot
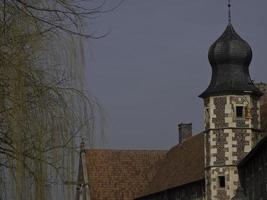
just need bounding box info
[204,95,262,200]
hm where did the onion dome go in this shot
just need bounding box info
[199,23,263,98]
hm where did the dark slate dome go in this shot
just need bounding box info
[208,24,252,66]
[199,23,263,98]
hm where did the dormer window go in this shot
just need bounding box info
[236,106,244,118]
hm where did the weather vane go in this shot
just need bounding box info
[228,0,232,23]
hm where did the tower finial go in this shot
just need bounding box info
[228,0,232,24]
[80,137,85,153]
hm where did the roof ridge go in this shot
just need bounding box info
[170,132,204,149]
[85,149,167,152]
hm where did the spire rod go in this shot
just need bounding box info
[228,0,232,24]
[80,137,85,153]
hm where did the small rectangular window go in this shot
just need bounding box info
[205,108,210,120]
[236,106,244,118]
[218,176,225,188]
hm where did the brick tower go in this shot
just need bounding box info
[199,22,263,199]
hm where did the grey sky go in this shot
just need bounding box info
[86,0,267,149]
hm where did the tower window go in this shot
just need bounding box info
[205,108,210,120]
[236,106,244,118]
[218,176,226,188]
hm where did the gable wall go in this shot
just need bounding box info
[239,140,267,199]
[136,180,205,200]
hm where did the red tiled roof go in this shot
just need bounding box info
[141,133,205,197]
[85,149,166,200]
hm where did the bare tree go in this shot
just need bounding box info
[0,0,122,199]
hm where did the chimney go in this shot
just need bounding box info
[178,123,192,143]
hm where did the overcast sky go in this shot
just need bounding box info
[85,0,267,150]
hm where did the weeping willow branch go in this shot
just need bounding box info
[5,0,124,38]
[0,0,118,199]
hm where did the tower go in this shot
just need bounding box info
[199,4,263,199]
